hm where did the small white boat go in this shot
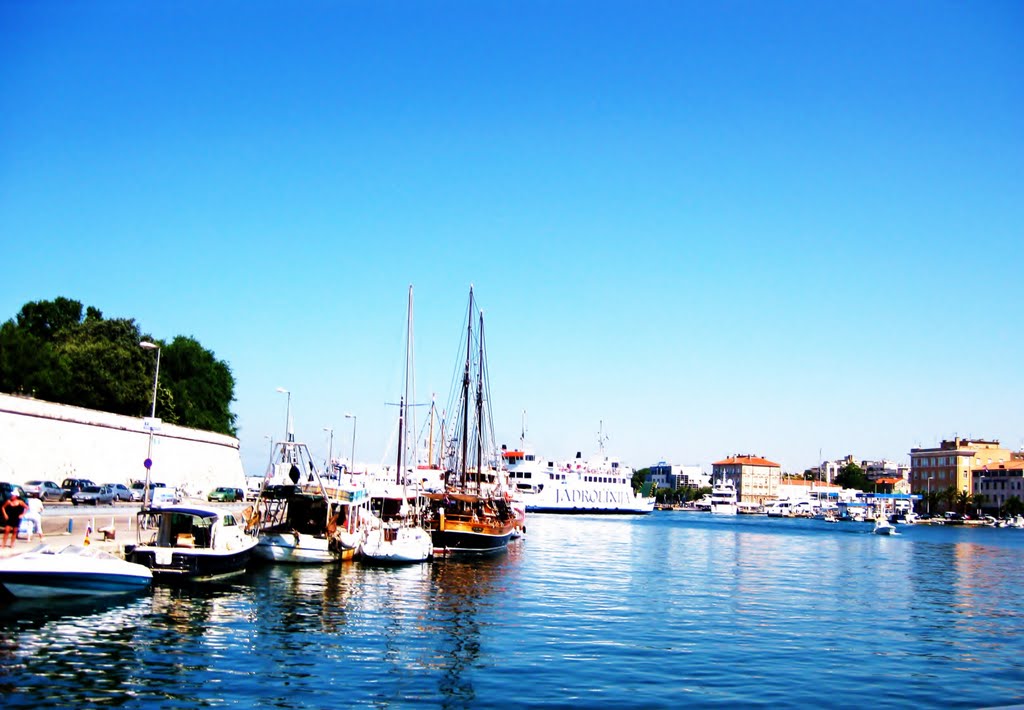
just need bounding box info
[360,522,433,564]
[873,517,898,535]
[0,544,152,598]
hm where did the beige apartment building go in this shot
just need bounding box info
[909,438,1014,495]
[712,455,781,506]
[973,460,1024,514]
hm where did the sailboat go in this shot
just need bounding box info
[423,286,517,556]
[359,285,433,564]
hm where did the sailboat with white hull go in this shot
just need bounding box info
[424,286,517,556]
[360,285,433,564]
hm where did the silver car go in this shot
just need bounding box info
[23,480,64,501]
[105,483,133,502]
[72,485,116,506]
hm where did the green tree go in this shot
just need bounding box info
[835,462,870,491]
[161,336,237,435]
[16,297,84,341]
[1,298,237,435]
[1002,496,1023,517]
[938,486,958,515]
[57,317,151,415]
[633,467,650,493]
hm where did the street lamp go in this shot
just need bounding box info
[927,475,934,515]
[140,341,161,510]
[345,413,357,476]
[140,341,160,418]
[323,427,334,477]
[276,387,292,442]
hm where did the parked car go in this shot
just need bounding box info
[23,480,64,501]
[207,487,244,502]
[105,483,133,502]
[0,482,26,501]
[72,485,115,506]
[61,478,97,501]
[130,480,166,502]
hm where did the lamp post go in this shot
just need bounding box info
[276,387,292,442]
[345,413,357,476]
[927,475,934,515]
[140,341,161,418]
[140,341,161,509]
[323,427,334,478]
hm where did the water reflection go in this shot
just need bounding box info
[0,593,152,708]
[426,556,508,707]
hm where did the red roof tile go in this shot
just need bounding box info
[713,455,781,468]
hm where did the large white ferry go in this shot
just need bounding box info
[502,436,654,515]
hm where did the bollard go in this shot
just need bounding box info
[66,518,73,535]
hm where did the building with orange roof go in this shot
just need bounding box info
[973,459,1024,515]
[910,438,1014,496]
[712,454,782,506]
[873,477,910,495]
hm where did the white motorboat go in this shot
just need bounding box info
[710,478,738,515]
[128,504,259,582]
[873,517,898,535]
[0,544,152,598]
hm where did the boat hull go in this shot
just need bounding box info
[128,541,257,582]
[0,546,152,598]
[360,526,432,564]
[430,524,513,556]
[519,489,655,515]
[525,505,653,514]
[0,570,151,598]
[253,532,347,564]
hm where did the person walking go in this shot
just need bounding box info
[2,491,29,548]
[24,494,45,542]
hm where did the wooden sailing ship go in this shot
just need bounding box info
[424,286,517,555]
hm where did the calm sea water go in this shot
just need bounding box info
[2,513,1024,708]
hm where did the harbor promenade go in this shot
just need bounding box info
[1,502,246,558]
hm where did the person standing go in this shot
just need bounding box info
[24,495,44,542]
[2,492,29,548]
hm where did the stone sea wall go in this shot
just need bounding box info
[0,393,245,493]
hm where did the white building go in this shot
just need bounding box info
[647,462,709,490]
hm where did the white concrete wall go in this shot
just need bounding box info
[0,393,244,494]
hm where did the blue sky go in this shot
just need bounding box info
[2,2,1022,476]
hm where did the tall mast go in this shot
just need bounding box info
[476,308,485,486]
[427,393,435,469]
[396,285,414,486]
[459,287,473,488]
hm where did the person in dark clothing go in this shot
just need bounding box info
[2,492,29,548]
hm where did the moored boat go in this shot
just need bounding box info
[359,286,434,565]
[504,420,654,515]
[424,287,517,556]
[0,544,152,598]
[249,439,368,564]
[710,478,738,515]
[127,504,258,582]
